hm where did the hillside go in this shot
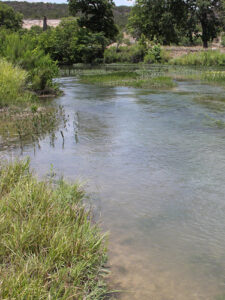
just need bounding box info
[4,1,131,28]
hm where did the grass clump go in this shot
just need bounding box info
[201,71,225,86]
[171,50,225,66]
[80,70,175,89]
[0,59,32,107]
[0,160,109,299]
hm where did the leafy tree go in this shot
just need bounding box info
[186,0,225,48]
[128,0,188,45]
[0,2,23,30]
[68,0,118,40]
[38,17,108,64]
[128,0,225,47]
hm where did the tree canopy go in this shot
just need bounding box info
[68,0,118,40]
[0,2,23,30]
[128,0,225,47]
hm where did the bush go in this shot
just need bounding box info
[144,44,170,64]
[0,32,58,92]
[38,18,108,65]
[0,160,108,299]
[0,2,23,30]
[0,59,31,107]
[104,44,145,63]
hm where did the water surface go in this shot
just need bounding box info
[2,78,225,300]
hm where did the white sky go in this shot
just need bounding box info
[4,0,134,6]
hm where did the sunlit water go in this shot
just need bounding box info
[2,78,225,299]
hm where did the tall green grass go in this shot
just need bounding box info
[171,50,225,66]
[0,59,32,107]
[0,160,108,299]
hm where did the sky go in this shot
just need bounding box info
[4,0,134,6]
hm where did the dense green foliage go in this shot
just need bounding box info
[0,59,32,107]
[171,50,225,66]
[104,44,145,63]
[0,160,108,299]
[68,0,118,41]
[128,0,189,45]
[128,0,225,47]
[0,1,23,30]
[38,18,107,64]
[104,42,170,64]
[0,30,58,92]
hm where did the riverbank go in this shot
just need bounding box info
[0,159,109,299]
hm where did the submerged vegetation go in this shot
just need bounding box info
[79,70,176,89]
[0,160,108,299]
[0,105,68,149]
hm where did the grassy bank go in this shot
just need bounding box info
[0,160,109,299]
[171,50,225,66]
[79,70,176,89]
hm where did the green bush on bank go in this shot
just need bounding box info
[144,44,170,64]
[171,50,225,66]
[104,43,170,64]
[104,44,146,63]
[0,59,32,107]
[0,160,108,299]
[0,31,58,93]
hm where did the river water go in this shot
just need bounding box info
[2,77,225,299]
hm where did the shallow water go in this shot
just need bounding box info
[2,78,225,299]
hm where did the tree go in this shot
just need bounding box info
[186,0,225,48]
[68,0,118,41]
[128,0,188,45]
[128,0,225,48]
[0,2,23,30]
[38,17,108,64]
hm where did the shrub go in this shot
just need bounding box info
[104,44,145,63]
[144,44,170,64]
[0,32,58,92]
[38,18,108,65]
[0,2,23,30]
[0,59,31,107]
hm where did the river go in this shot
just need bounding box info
[2,77,225,299]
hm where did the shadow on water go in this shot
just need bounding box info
[1,76,225,299]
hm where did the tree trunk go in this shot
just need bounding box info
[203,39,208,48]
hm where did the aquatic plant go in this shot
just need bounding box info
[0,159,109,299]
[79,70,176,89]
[0,105,68,149]
[201,71,225,86]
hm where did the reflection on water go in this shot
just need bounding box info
[1,77,225,299]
